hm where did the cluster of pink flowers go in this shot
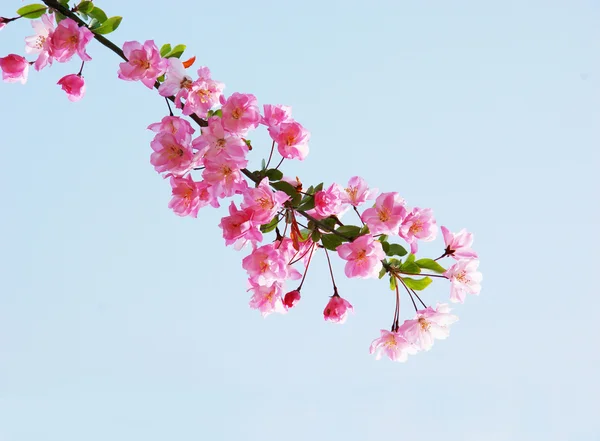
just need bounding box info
[0,14,91,100]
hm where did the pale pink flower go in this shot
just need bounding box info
[242,243,289,287]
[150,132,194,175]
[147,115,195,145]
[399,303,458,351]
[261,104,292,127]
[118,40,168,89]
[369,330,418,362]
[283,290,301,308]
[220,92,261,135]
[309,183,346,220]
[323,294,353,324]
[398,207,437,254]
[196,180,220,208]
[271,121,310,161]
[441,226,478,260]
[337,235,385,279]
[192,116,247,164]
[202,153,248,198]
[158,58,193,105]
[342,176,377,207]
[361,192,407,235]
[218,202,263,250]
[241,178,289,224]
[49,18,93,62]
[444,259,482,303]
[0,54,29,84]
[24,13,54,71]
[248,282,287,317]
[57,73,85,101]
[167,174,204,217]
[182,75,224,118]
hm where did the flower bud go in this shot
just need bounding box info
[283,290,301,308]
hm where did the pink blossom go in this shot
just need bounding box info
[342,176,377,207]
[220,92,261,135]
[194,180,220,208]
[57,73,85,102]
[167,174,204,217]
[399,303,458,351]
[369,330,418,362]
[202,153,248,198]
[271,121,310,160]
[192,116,247,164]
[182,74,224,118]
[444,259,482,303]
[283,290,301,308]
[158,58,193,105]
[150,132,194,175]
[310,183,345,220]
[398,207,437,254]
[361,192,407,235]
[261,104,292,127]
[0,18,7,31]
[242,243,289,287]
[441,226,478,260]
[248,282,287,317]
[323,294,353,324]
[49,18,93,62]
[24,14,54,71]
[118,40,168,89]
[241,178,289,224]
[0,54,29,84]
[219,202,263,250]
[337,234,385,279]
[147,115,195,145]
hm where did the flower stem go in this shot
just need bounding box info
[323,247,338,292]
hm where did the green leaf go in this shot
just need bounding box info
[260,216,279,233]
[87,6,107,23]
[389,275,397,291]
[321,234,343,251]
[378,267,387,279]
[17,4,47,19]
[213,109,223,118]
[265,169,283,182]
[93,16,122,34]
[271,180,299,201]
[296,196,315,212]
[164,44,186,59]
[386,243,408,257]
[388,258,402,268]
[311,229,321,243]
[415,258,446,273]
[77,1,94,13]
[58,0,70,5]
[320,217,337,230]
[55,11,67,23]
[313,182,324,193]
[335,225,362,239]
[381,240,390,254]
[159,43,172,58]
[260,158,266,170]
[399,255,420,274]
[378,234,388,243]
[156,74,165,82]
[401,277,432,291]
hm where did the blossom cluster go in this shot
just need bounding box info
[1,2,483,362]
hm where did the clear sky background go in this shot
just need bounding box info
[0,0,598,440]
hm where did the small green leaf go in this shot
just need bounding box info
[271,181,298,198]
[388,258,402,267]
[260,158,266,170]
[265,169,283,181]
[360,224,370,235]
[58,0,70,5]
[160,44,172,57]
[313,182,324,193]
[156,74,165,82]
[213,109,223,118]
[415,258,446,273]
[93,16,122,34]
[389,275,397,291]
[296,196,315,212]
[311,229,321,243]
[77,1,94,13]
[335,225,362,239]
[399,255,420,274]
[401,277,432,291]
[378,234,388,243]
[17,4,47,19]
[320,217,337,230]
[381,240,390,254]
[164,44,186,59]
[386,243,408,257]
[378,267,387,279]
[55,11,67,23]
[87,6,107,23]
[260,216,279,233]
[321,234,343,251]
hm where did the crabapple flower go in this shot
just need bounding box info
[57,74,85,102]
[261,104,292,127]
[444,259,482,303]
[310,183,346,219]
[118,40,168,89]
[167,174,204,217]
[49,18,93,62]
[248,282,287,317]
[150,132,194,175]
[192,116,248,164]
[283,290,301,308]
[0,18,6,31]
[182,73,224,118]
[242,243,288,287]
[147,115,195,145]
[342,176,377,207]
[0,54,29,84]
[202,153,248,198]
[158,57,193,105]
[398,207,437,254]
[24,14,54,71]
[441,226,478,260]
[337,234,385,279]
[323,294,353,324]
[241,178,289,224]
[272,121,310,160]
[219,202,263,250]
[369,330,417,362]
[399,303,458,351]
[220,92,261,135]
[361,192,407,235]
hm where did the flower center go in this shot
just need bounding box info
[455,270,469,284]
[409,221,423,235]
[418,317,430,331]
[167,144,184,159]
[378,207,390,223]
[231,108,243,119]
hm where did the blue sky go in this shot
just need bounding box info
[0,0,598,440]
